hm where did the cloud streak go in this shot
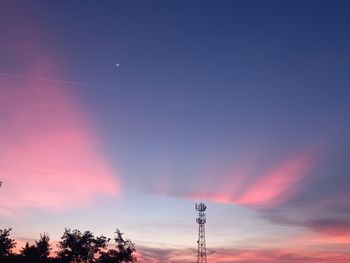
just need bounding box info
[0,73,119,216]
[0,72,112,89]
[153,150,317,208]
[236,152,315,206]
[135,246,350,263]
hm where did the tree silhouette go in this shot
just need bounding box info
[20,233,51,262]
[0,228,16,257]
[21,242,40,262]
[21,233,51,263]
[0,228,137,263]
[97,229,136,263]
[37,233,51,262]
[57,229,109,263]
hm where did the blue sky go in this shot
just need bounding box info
[1,1,350,262]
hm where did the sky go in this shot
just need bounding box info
[0,0,350,262]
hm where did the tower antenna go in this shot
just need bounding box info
[195,200,207,263]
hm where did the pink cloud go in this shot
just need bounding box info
[206,249,350,263]
[236,151,315,206]
[0,76,119,215]
[163,150,317,208]
[135,246,350,263]
[293,221,350,246]
[295,232,350,247]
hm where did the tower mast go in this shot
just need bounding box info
[195,201,207,263]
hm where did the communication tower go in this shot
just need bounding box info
[195,201,207,263]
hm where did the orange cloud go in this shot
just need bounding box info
[0,75,119,216]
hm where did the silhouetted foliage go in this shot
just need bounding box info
[0,228,137,263]
[21,242,40,262]
[97,229,136,263]
[0,228,16,256]
[36,233,51,262]
[57,229,109,263]
[20,233,51,262]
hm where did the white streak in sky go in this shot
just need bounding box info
[0,72,112,89]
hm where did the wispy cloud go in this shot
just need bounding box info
[152,150,317,208]
[0,72,112,89]
[136,245,350,263]
[0,71,119,216]
[236,152,315,206]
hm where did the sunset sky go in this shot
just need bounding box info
[1,1,350,262]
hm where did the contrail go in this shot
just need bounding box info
[0,72,112,89]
